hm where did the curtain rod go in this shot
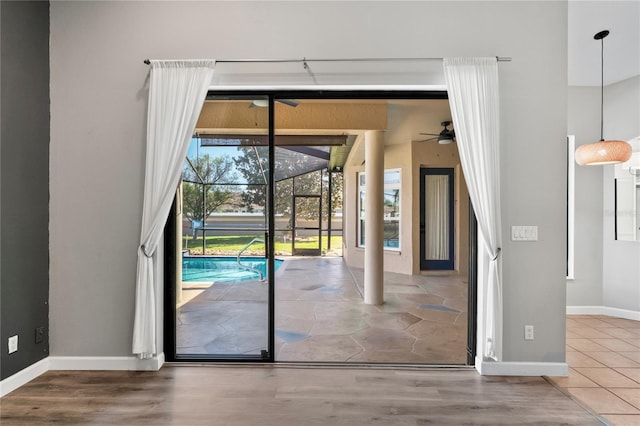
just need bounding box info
[142,56,512,65]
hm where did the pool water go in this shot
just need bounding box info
[182,256,283,283]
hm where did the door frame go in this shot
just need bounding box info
[164,89,476,365]
[467,201,478,364]
[292,194,322,256]
[163,95,276,363]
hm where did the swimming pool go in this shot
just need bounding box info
[182,256,283,283]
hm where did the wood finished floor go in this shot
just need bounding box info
[0,366,604,425]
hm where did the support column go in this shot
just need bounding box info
[364,130,384,305]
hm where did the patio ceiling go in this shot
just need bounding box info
[194,98,452,174]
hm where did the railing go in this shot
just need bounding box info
[236,238,266,281]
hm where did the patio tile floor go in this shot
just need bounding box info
[177,257,468,364]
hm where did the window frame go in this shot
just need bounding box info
[357,168,401,251]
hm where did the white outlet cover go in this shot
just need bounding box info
[524,326,534,340]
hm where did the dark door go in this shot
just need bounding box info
[420,167,455,270]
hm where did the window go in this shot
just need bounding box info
[358,169,401,250]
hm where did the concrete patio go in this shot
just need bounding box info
[176,257,468,364]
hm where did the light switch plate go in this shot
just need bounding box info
[511,226,538,241]
[8,335,18,354]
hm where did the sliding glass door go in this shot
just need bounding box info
[164,90,474,365]
[171,95,274,361]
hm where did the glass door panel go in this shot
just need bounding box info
[174,95,272,360]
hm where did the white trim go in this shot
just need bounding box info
[358,169,402,250]
[49,353,165,371]
[567,305,640,321]
[209,84,448,92]
[567,135,575,280]
[0,354,165,396]
[566,306,604,315]
[0,357,49,397]
[605,307,640,321]
[475,356,569,376]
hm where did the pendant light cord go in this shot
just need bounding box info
[593,29,610,141]
[600,35,604,141]
[574,30,631,166]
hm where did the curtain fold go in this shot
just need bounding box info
[443,57,502,361]
[133,60,215,359]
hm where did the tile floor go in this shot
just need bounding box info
[176,257,468,364]
[276,258,468,363]
[546,314,640,426]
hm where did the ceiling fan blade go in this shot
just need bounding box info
[419,132,439,136]
[415,136,438,142]
[277,99,299,107]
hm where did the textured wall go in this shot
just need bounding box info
[567,86,604,307]
[603,76,640,314]
[0,1,50,380]
[49,1,568,364]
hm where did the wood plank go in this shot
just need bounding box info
[0,366,604,425]
[196,101,387,132]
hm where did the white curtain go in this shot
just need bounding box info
[425,175,449,260]
[133,60,215,358]
[443,57,502,361]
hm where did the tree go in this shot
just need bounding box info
[234,147,327,218]
[233,147,344,224]
[182,154,238,225]
[329,171,343,217]
[232,146,269,213]
[232,146,300,215]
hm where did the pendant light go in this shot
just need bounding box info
[575,30,632,166]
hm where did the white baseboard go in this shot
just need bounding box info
[475,357,569,377]
[0,357,50,397]
[567,305,640,321]
[0,353,165,397]
[49,353,165,371]
[566,306,603,315]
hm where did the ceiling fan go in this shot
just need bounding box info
[249,99,299,108]
[417,120,455,144]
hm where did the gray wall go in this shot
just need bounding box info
[49,1,568,364]
[567,86,604,307]
[0,1,50,380]
[567,77,640,314]
[603,76,640,313]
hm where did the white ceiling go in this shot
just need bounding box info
[568,0,640,86]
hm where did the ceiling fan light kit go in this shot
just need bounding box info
[438,136,454,145]
[575,29,632,166]
[418,120,456,144]
[250,99,269,108]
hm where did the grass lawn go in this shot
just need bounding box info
[183,234,343,256]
